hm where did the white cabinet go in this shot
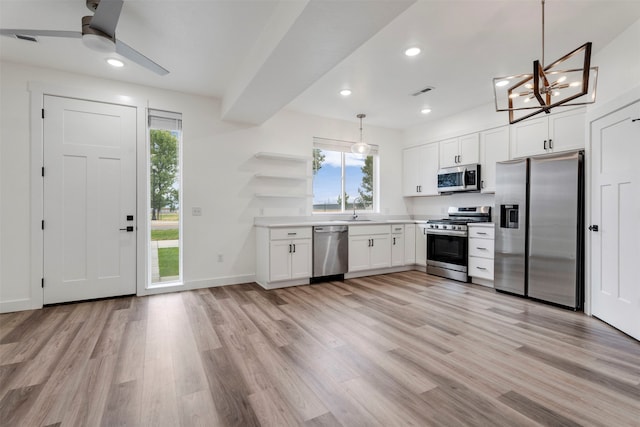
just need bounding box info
[403,143,439,196]
[256,226,312,289]
[415,223,428,267]
[348,225,391,272]
[468,224,495,287]
[439,133,479,167]
[510,108,585,158]
[404,224,416,265]
[480,126,510,193]
[391,225,405,267]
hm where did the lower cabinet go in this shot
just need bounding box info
[404,224,416,265]
[467,224,495,286]
[348,225,391,272]
[391,225,405,267]
[256,226,312,288]
[269,239,312,282]
[415,223,428,267]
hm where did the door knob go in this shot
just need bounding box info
[119,226,134,232]
[588,225,599,232]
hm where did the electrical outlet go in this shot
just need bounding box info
[217,254,223,263]
[192,207,202,216]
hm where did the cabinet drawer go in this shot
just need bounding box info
[469,257,494,280]
[391,225,404,235]
[468,226,494,239]
[349,224,391,236]
[270,227,312,240]
[468,238,494,258]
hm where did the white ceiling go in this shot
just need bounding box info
[1,0,640,129]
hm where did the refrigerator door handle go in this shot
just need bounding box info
[588,225,599,232]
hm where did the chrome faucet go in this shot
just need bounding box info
[352,197,362,220]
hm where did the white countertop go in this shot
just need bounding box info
[254,217,429,228]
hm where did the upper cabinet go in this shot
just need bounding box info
[510,108,585,158]
[403,142,439,196]
[439,133,479,168]
[479,126,510,193]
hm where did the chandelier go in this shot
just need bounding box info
[493,0,598,124]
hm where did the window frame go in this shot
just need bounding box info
[312,138,379,215]
[147,109,183,288]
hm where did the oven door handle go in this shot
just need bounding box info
[462,167,467,189]
[426,229,468,237]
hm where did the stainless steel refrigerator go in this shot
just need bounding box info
[494,151,584,309]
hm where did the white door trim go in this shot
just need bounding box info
[27,82,148,310]
[584,84,640,316]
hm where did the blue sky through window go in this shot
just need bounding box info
[313,149,367,208]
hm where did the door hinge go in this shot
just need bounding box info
[42,109,45,119]
[41,220,44,230]
[41,278,44,288]
[41,166,45,177]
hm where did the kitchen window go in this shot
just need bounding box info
[148,109,183,286]
[312,138,378,214]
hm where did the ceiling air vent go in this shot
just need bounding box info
[411,86,435,96]
[15,34,38,43]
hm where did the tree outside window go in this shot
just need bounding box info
[312,147,375,213]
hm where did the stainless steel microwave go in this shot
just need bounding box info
[437,164,481,193]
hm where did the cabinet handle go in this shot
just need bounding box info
[292,244,296,253]
[476,266,487,270]
[288,244,292,253]
[423,228,427,235]
[543,140,547,150]
[548,138,553,149]
[393,237,396,245]
[287,232,297,236]
[477,232,488,235]
[371,239,374,247]
[476,247,487,250]
[481,180,485,189]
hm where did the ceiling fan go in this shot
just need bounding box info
[0,0,169,75]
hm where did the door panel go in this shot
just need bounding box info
[44,95,136,304]
[591,101,640,340]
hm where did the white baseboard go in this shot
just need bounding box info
[0,298,41,313]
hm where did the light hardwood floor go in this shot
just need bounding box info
[1,271,639,426]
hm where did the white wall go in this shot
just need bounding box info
[589,19,640,109]
[0,61,405,311]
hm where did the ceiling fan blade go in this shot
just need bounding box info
[115,40,169,75]
[89,0,123,38]
[0,29,81,39]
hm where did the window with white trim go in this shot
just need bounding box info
[312,137,378,214]
[148,109,182,286]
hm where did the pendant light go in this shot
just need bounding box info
[351,113,371,157]
[493,0,598,124]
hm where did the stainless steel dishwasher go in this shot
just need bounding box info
[313,225,348,278]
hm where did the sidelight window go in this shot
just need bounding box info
[148,109,182,286]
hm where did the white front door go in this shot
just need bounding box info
[590,100,640,340]
[43,95,137,304]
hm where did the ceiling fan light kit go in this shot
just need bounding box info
[493,0,598,124]
[0,0,168,75]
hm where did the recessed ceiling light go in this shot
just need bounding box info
[339,89,352,96]
[106,58,124,68]
[421,108,432,114]
[495,80,509,87]
[404,47,421,57]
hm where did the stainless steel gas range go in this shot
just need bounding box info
[426,206,491,282]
